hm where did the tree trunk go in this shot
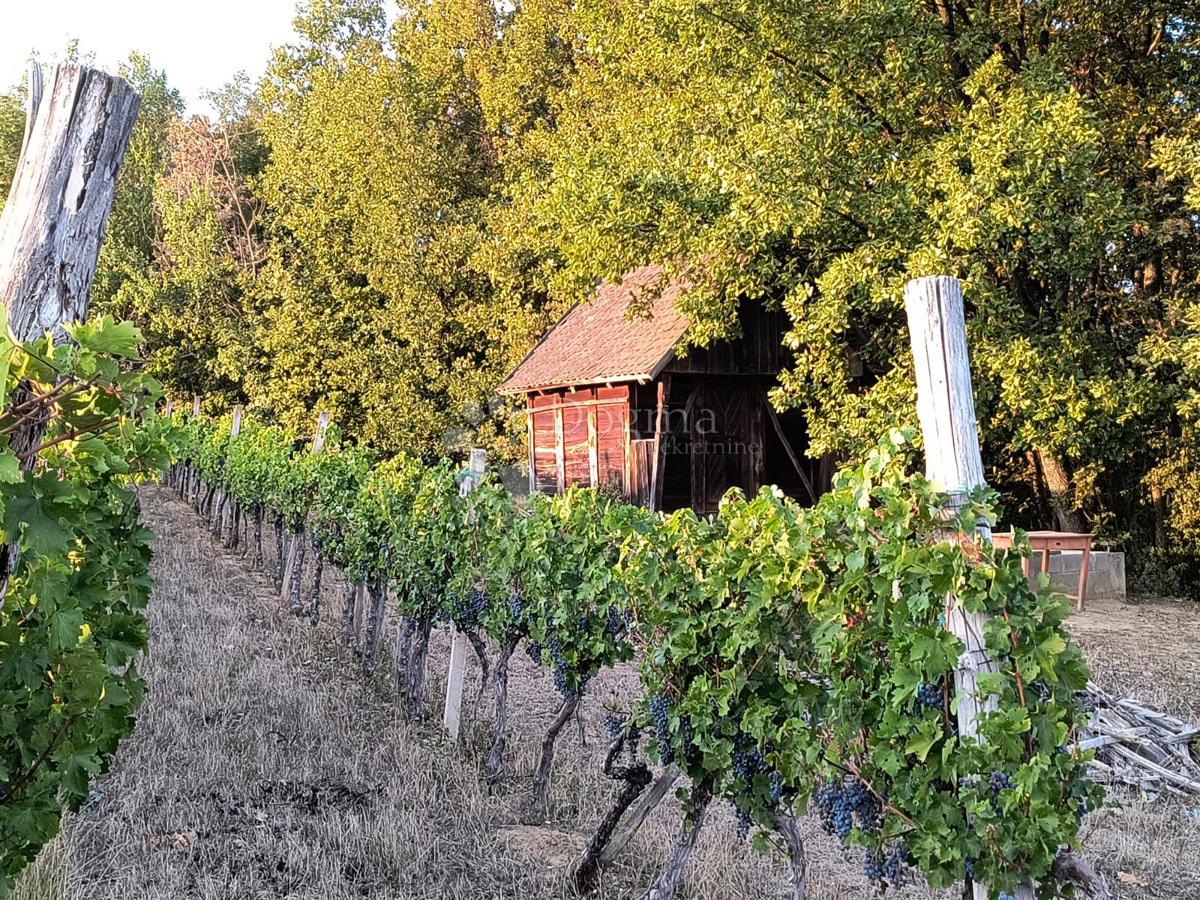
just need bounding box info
[273,511,285,589]
[461,628,490,752]
[286,525,306,614]
[0,64,140,599]
[1151,484,1168,550]
[485,633,520,781]
[308,540,324,624]
[527,694,580,824]
[226,500,240,550]
[253,503,264,569]
[644,777,713,900]
[775,814,807,900]
[404,617,434,719]
[600,766,681,865]
[362,582,390,673]
[1034,447,1086,532]
[570,731,654,893]
[342,580,361,647]
[391,614,414,690]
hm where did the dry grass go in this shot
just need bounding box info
[13,489,1200,899]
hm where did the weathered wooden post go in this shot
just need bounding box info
[0,63,140,599]
[904,275,1032,900]
[443,448,487,742]
[281,411,330,606]
[0,64,140,345]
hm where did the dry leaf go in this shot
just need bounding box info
[1117,871,1146,887]
[146,831,197,850]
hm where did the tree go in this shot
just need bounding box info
[495,0,1199,542]
[91,54,184,318]
[248,0,572,458]
[0,91,23,210]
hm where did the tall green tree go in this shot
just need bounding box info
[91,54,184,317]
[0,90,23,209]
[496,0,1200,540]
[249,0,572,458]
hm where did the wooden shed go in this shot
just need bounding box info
[497,265,833,513]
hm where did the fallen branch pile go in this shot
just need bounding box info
[1077,681,1200,798]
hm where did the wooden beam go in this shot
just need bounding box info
[904,275,1033,900]
[587,405,600,486]
[526,398,537,494]
[760,389,816,504]
[554,405,565,493]
[651,376,670,511]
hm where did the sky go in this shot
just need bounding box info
[1,0,303,114]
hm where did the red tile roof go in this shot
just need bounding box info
[497,265,691,394]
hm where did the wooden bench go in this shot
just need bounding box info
[990,530,1092,610]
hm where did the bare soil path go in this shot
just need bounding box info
[12,488,1200,899]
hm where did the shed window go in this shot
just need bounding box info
[527,387,629,495]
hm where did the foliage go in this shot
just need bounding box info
[175,416,1099,896]
[0,90,23,210]
[0,315,178,894]
[628,432,1099,895]
[520,489,649,698]
[492,0,1200,550]
[91,55,185,321]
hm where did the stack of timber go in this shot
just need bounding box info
[1076,681,1200,798]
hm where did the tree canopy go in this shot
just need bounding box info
[2,1,1199,568]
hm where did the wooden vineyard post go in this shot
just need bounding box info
[904,276,1032,900]
[0,63,140,599]
[443,448,487,742]
[0,62,139,462]
[192,395,202,417]
[0,64,140,344]
[280,411,330,602]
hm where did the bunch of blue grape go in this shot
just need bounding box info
[648,693,674,763]
[543,635,589,698]
[731,734,766,783]
[862,842,909,886]
[604,605,633,638]
[988,770,1013,810]
[525,640,543,665]
[813,777,880,841]
[882,842,908,885]
[604,713,624,742]
[507,587,528,629]
[449,588,488,629]
[729,800,753,839]
[915,679,943,713]
[603,712,641,754]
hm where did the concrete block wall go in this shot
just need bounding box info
[1027,550,1126,601]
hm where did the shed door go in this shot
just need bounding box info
[688,383,764,514]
